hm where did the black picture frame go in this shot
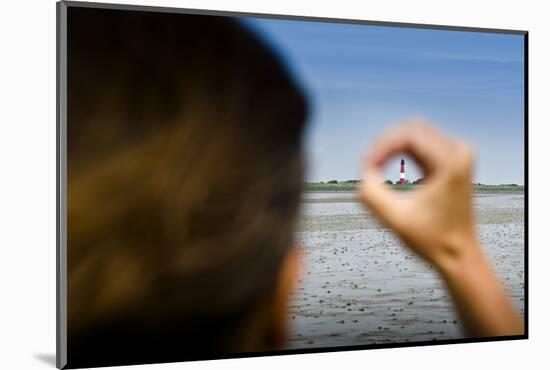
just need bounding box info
[56,1,528,368]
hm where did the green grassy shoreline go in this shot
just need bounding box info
[304,182,524,193]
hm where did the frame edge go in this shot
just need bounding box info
[56,1,68,368]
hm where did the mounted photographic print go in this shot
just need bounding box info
[57,1,527,368]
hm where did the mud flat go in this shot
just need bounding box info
[286,191,525,349]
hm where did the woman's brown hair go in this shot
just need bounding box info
[67,6,308,366]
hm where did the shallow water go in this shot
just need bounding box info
[286,192,525,349]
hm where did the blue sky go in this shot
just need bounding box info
[243,18,525,184]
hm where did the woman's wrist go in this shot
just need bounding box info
[434,234,487,282]
[431,233,524,337]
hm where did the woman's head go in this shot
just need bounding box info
[67,7,308,365]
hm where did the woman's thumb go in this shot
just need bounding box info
[358,163,403,229]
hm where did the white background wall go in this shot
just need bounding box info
[0,0,547,369]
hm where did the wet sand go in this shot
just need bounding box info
[286,191,525,349]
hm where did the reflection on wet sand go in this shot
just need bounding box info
[287,191,525,349]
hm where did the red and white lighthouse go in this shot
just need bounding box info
[400,158,406,185]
